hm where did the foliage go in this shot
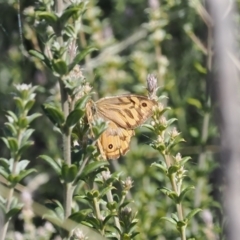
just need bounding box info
[0,0,220,240]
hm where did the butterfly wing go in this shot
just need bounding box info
[86,95,157,160]
[95,95,157,129]
[98,121,134,160]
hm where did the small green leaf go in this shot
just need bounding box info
[166,118,178,127]
[24,99,35,111]
[69,212,86,222]
[36,12,58,26]
[18,117,29,128]
[0,167,9,179]
[6,207,22,221]
[151,162,167,173]
[7,138,19,152]
[26,113,42,124]
[60,5,84,25]
[39,155,61,175]
[100,186,115,198]
[69,47,98,71]
[1,137,10,149]
[185,208,202,220]
[179,156,192,166]
[16,160,30,173]
[21,129,35,145]
[65,109,84,128]
[29,50,45,61]
[168,165,179,175]
[5,123,17,136]
[14,97,24,112]
[177,220,187,228]
[66,164,78,182]
[6,111,18,122]
[187,97,202,109]
[18,141,34,156]
[161,216,177,224]
[178,186,195,203]
[11,169,36,186]
[52,59,68,76]
[61,164,78,182]
[64,25,75,38]
[42,104,65,126]
[0,158,9,171]
[74,94,92,110]
[43,212,63,227]
[79,161,109,179]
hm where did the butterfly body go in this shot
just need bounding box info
[86,95,157,160]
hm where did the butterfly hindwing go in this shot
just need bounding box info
[98,121,134,160]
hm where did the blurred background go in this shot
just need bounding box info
[0,0,221,239]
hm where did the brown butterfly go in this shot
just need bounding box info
[86,95,157,160]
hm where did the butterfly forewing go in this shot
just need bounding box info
[95,95,157,129]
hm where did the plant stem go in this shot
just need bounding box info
[93,197,104,235]
[59,79,72,219]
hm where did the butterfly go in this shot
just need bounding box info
[86,95,157,160]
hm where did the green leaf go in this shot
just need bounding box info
[185,208,202,220]
[168,165,179,175]
[13,97,24,112]
[142,123,155,131]
[69,212,86,223]
[60,4,84,25]
[74,161,109,183]
[179,156,192,166]
[177,220,187,228]
[11,169,36,186]
[103,214,115,225]
[99,186,115,198]
[5,123,17,136]
[68,47,98,71]
[194,62,207,74]
[26,113,42,124]
[64,25,75,38]
[42,104,65,126]
[38,155,61,175]
[166,118,178,127]
[6,111,18,122]
[7,137,18,152]
[18,117,29,129]
[187,97,202,109]
[52,59,68,76]
[151,162,167,173]
[29,50,44,61]
[6,207,22,221]
[36,12,58,26]
[74,94,92,109]
[119,200,133,209]
[24,99,35,111]
[16,160,30,174]
[161,187,178,202]
[43,212,63,227]
[29,50,51,68]
[178,186,195,203]
[0,158,9,171]
[65,109,84,128]
[0,167,9,179]
[18,141,34,156]
[21,129,35,145]
[61,164,78,182]
[161,216,177,224]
